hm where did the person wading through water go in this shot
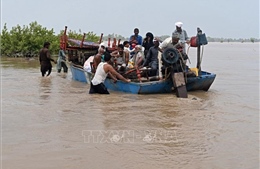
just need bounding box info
[39,42,57,77]
[57,47,68,73]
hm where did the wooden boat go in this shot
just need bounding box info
[105,71,216,94]
[60,26,101,66]
[70,63,215,94]
[65,26,216,94]
[70,63,92,84]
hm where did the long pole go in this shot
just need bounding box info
[64,26,67,50]
[60,26,68,50]
[197,44,201,71]
[196,28,202,73]
[80,33,86,48]
[99,33,103,44]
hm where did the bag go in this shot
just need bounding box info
[197,33,208,45]
[190,36,197,47]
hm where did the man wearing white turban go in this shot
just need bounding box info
[173,21,190,53]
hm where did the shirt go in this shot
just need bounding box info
[39,47,51,66]
[159,37,172,50]
[116,52,126,65]
[57,49,66,70]
[173,29,188,53]
[159,37,182,50]
[132,51,144,67]
[129,35,143,49]
[173,29,189,44]
[83,56,94,73]
[143,46,159,66]
[91,62,108,85]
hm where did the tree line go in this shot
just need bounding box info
[1,21,259,57]
[0,21,100,57]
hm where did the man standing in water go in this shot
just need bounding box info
[39,42,56,77]
[89,52,131,94]
[57,47,68,73]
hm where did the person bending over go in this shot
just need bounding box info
[89,52,131,94]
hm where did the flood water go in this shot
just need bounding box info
[1,42,259,169]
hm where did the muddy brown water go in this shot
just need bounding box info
[1,42,259,169]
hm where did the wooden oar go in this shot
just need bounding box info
[124,68,136,75]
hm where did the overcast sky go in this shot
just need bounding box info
[1,0,259,39]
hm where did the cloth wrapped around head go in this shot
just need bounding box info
[153,39,158,42]
[135,45,143,51]
[175,22,183,28]
[145,32,154,39]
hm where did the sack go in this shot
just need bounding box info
[197,33,208,45]
[190,36,197,47]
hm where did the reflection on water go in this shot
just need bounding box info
[1,43,259,169]
[1,57,40,69]
[39,77,52,100]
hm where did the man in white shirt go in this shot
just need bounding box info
[172,21,190,53]
[89,52,131,94]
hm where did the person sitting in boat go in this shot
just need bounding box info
[159,33,188,63]
[83,55,96,81]
[131,45,145,69]
[129,28,142,50]
[142,32,154,58]
[92,46,105,73]
[159,34,179,51]
[130,36,137,49]
[123,41,135,59]
[161,33,189,75]
[141,39,160,76]
[89,52,131,94]
[123,41,130,52]
[83,55,94,73]
[110,44,130,72]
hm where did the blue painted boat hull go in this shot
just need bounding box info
[104,71,216,94]
[186,71,216,91]
[70,64,91,84]
[104,79,173,94]
[70,64,216,94]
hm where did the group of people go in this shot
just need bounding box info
[117,22,190,76]
[87,21,191,94]
[39,21,191,94]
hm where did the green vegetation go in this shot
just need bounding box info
[0,21,100,57]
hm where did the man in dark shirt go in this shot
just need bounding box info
[39,42,56,77]
[142,39,160,76]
